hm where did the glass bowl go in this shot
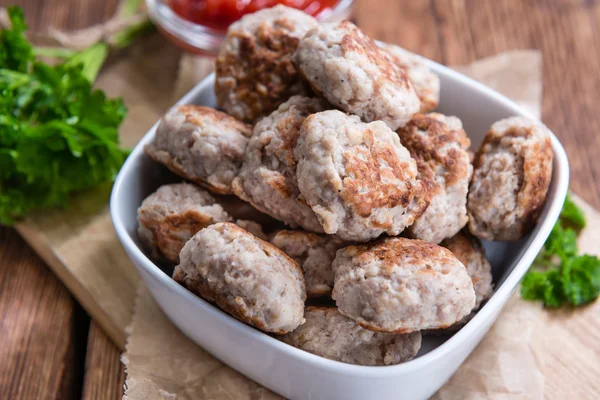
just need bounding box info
[146,0,354,55]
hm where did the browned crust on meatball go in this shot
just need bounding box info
[344,238,458,275]
[216,30,302,121]
[296,22,415,125]
[507,127,553,228]
[178,105,251,134]
[339,22,413,93]
[471,122,553,239]
[339,127,429,221]
[272,229,324,248]
[295,111,429,240]
[137,183,232,263]
[398,113,471,187]
[380,44,440,113]
[144,105,252,195]
[139,210,215,262]
[215,8,316,122]
[232,96,327,231]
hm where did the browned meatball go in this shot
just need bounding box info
[382,44,440,113]
[234,219,267,240]
[468,116,553,240]
[443,231,493,309]
[279,307,422,366]
[332,237,475,334]
[294,110,429,242]
[427,231,494,334]
[174,223,306,334]
[294,21,420,130]
[137,183,231,263]
[232,96,328,232]
[397,113,472,244]
[215,5,318,122]
[145,105,251,195]
[270,230,345,298]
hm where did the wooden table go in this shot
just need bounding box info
[1,0,599,398]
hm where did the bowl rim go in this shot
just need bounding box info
[110,58,569,376]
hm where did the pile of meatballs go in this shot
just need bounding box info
[137,5,554,367]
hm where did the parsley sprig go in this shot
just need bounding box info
[0,7,135,225]
[521,194,600,307]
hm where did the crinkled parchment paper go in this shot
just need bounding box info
[122,50,600,400]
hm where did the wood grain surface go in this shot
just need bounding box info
[0,228,87,400]
[82,321,125,400]
[1,0,599,399]
[0,1,122,399]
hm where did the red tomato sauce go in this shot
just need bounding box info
[169,0,340,31]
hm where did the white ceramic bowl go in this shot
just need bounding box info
[110,60,569,400]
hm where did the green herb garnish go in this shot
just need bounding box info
[0,6,132,225]
[521,194,600,307]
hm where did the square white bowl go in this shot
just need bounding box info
[110,61,569,400]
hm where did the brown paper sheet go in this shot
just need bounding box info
[453,51,542,119]
[122,284,281,400]
[122,50,600,400]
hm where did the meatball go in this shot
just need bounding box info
[145,105,251,194]
[295,21,420,130]
[270,230,345,298]
[442,230,493,310]
[174,223,306,334]
[294,110,429,242]
[213,194,282,228]
[279,307,422,366]
[234,219,267,240]
[397,113,472,244]
[137,183,231,263]
[232,96,328,232]
[426,231,494,334]
[468,116,553,240]
[332,237,476,333]
[215,5,318,122]
[382,44,440,113]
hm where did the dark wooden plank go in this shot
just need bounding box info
[0,228,87,400]
[355,0,600,210]
[0,2,123,399]
[82,321,125,400]
[0,0,121,31]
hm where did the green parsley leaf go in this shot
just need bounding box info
[560,193,586,230]
[0,7,34,72]
[521,270,565,308]
[0,7,130,225]
[521,193,600,307]
[542,222,577,262]
[562,255,600,306]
